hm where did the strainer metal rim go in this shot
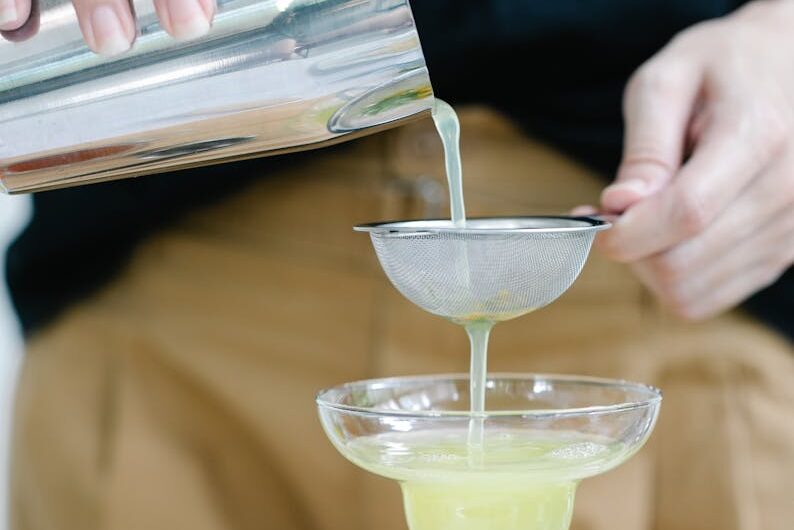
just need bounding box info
[353,216,610,235]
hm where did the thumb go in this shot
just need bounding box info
[602,57,702,214]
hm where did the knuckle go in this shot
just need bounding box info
[626,61,685,103]
[596,233,633,262]
[769,253,791,278]
[673,187,712,236]
[668,24,703,48]
[784,171,794,204]
[675,304,709,322]
[650,253,685,286]
[777,165,794,204]
[748,104,789,159]
[662,286,708,321]
[668,19,722,53]
[785,237,794,267]
[620,152,676,180]
[763,267,784,289]
[663,287,697,320]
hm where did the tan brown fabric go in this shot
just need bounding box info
[10,107,794,530]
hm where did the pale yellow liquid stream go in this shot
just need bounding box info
[370,101,578,529]
[432,100,487,449]
[432,99,466,227]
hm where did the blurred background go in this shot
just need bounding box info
[0,194,30,530]
[0,1,792,529]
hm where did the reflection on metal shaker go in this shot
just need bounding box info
[0,0,434,193]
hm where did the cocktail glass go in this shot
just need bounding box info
[317,373,661,530]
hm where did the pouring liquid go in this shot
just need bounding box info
[432,99,492,461]
[464,321,492,465]
[432,100,466,227]
[339,100,622,529]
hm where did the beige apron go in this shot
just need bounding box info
[11,107,794,530]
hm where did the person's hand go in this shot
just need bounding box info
[586,0,794,320]
[0,0,215,55]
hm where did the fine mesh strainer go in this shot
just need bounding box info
[355,217,609,323]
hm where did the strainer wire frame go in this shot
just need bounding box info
[353,216,610,235]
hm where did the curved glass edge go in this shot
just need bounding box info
[316,373,662,419]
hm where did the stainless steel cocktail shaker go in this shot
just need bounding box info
[0,0,433,193]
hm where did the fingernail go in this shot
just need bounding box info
[166,0,211,40]
[0,0,19,28]
[90,5,132,56]
[605,179,649,196]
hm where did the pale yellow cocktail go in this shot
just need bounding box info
[346,429,628,530]
[318,375,660,530]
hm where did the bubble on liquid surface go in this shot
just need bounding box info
[549,442,608,460]
[419,452,463,465]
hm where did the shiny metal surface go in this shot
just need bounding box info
[0,0,433,193]
[355,217,611,234]
[358,217,607,323]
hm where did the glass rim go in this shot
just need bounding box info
[353,216,610,235]
[316,373,662,419]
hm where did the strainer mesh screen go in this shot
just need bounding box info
[370,229,596,322]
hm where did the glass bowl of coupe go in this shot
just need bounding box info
[317,373,661,530]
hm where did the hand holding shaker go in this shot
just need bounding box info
[0,0,434,193]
